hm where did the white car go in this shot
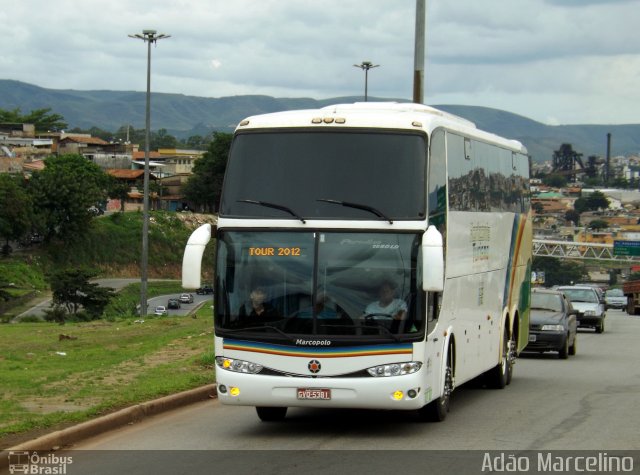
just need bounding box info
[604,288,626,310]
[154,305,168,316]
[557,286,605,333]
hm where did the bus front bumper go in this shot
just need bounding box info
[215,368,431,411]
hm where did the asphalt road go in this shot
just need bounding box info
[9,310,638,475]
[148,292,212,317]
[14,279,201,319]
[74,310,639,444]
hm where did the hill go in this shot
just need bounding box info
[1,79,639,162]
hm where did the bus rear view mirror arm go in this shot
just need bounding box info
[182,223,212,290]
[422,225,444,292]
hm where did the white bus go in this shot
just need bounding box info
[183,102,532,422]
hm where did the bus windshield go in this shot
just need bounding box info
[215,230,425,341]
[220,130,427,220]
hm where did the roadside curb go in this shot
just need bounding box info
[0,384,217,467]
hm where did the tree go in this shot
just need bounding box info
[588,219,608,230]
[28,154,110,240]
[542,174,568,188]
[532,256,583,287]
[574,197,588,214]
[182,132,232,212]
[151,128,178,150]
[0,174,33,254]
[106,176,130,213]
[611,177,630,189]
[585,191,610,211]
[184,134,208,150]
[0,107,67,131]
[565,209,580,226]
[47,268,114,321]
[532,202,544,214]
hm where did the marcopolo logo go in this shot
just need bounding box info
[8,451,73,474]
[295,339,331,346]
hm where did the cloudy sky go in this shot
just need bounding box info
[3,0,639,125]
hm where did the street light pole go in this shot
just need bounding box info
[353,61,380,101]
[413,0,426,104]
[128,29,170,317]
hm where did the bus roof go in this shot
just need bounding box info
[235,102,527,154]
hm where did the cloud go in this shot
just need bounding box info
[1,0,639,124]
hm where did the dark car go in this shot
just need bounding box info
[167,298,181,309]
[525,288,577,359]
[196,285,214,295]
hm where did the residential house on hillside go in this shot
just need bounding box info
[0,123,35,137]
[57,135,109,156]
[0,122,53,172]
[106,169,161,212]
[156,148,204,176]
[157,174,191,211]
[131,151,167,176]
[1,123,199,212]
[531,191,575,215]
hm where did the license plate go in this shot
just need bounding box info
[529,334,537,342]
[297,388,331,400]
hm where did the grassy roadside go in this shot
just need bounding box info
[0,303,216,449]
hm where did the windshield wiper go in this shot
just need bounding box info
[223,325,297,343]
[317,199,393,224]
[238,199,306,223]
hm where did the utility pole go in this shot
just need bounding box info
[605,132,611,185]
[413,0,426,104]
[128,29,170,317]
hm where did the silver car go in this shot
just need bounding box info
[604,288,626,310]
[557,286,605,333]
[154,305,168,316]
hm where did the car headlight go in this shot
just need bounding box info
[541,324,564,331]
[216,356,263,374]
[584,310,596,316]
[367,361,422,377]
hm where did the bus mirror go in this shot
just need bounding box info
[422,225,444,292]
[182,223,212,289]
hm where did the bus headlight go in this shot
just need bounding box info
[216,356,263,374]
[367,361,422,377]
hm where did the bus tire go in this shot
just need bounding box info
[256,406,287,422]
[487,325,513,389]
[418,347,453,422]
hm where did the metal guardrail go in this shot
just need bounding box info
[533,239,640,261]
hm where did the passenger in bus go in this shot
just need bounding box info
[364,279,408,322]
[239,286,279,325]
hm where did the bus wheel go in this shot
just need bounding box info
[488,326,513,389]
[419,348,453,422]
[256,406,287,422]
